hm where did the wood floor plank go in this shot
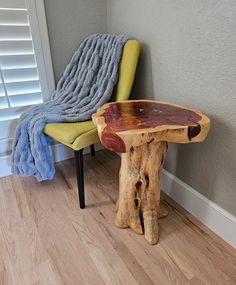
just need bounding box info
[0,150,235,285]
[36,260,63,285]
[69,211,139,285]
[10,176,31,220]
[0,224,14,285]
[21,177,106,285]
[0,179,40,285]
[21,216,48,266]
[165,208,236,283]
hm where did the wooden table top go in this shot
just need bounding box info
[92,100,210,153]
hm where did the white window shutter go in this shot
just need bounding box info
[0,0,55,120]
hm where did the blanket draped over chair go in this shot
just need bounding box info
[12,34,129,181]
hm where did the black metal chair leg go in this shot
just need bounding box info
[74,149,85,209]
[90,144,95,156]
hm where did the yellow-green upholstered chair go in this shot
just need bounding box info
[44,40,140,208]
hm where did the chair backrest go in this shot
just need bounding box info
[111,40,140,102]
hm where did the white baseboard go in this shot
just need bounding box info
[0,143,103,178]
[161,169,236,248]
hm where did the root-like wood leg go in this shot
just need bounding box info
[115,141,168,245]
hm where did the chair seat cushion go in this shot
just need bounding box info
[44,120,96,144]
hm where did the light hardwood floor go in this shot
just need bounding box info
[0,150,235,285]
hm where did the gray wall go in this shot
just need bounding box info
[107,0,236,215]
[44,0,236,215]
[44,0,107,82]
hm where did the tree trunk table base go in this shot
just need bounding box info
[93,100,210,245]
[115,141,168,244]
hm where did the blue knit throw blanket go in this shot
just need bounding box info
[12,34,129,181]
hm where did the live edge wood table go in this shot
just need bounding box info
[92,100,210,245]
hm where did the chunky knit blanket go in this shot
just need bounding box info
[12,34,129,181]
